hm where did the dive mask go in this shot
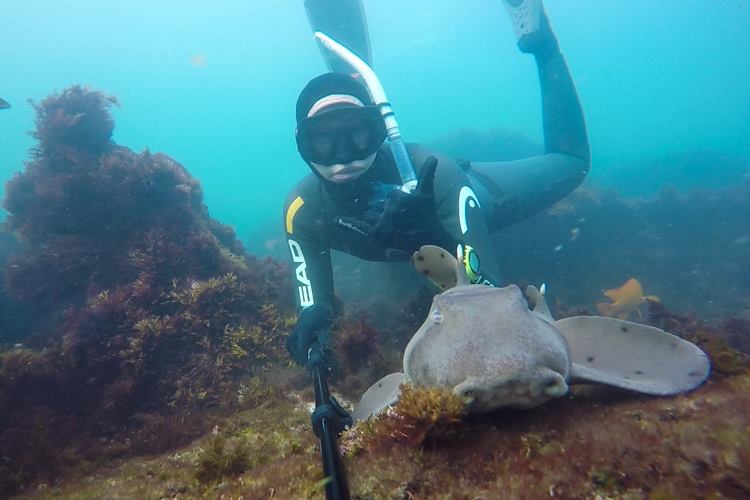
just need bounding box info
[296,105,387,166]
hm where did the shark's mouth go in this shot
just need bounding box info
[453,369,569,411]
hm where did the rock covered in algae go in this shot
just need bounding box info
[335,310,750,499]
[0,85,294,497]
[15,355,749,499]
[3,89,748,498]
[8,303,750,499]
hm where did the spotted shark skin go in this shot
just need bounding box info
[352,245,711,422]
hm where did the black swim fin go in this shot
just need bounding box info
[304,0,373,72]
[0,98,10,110]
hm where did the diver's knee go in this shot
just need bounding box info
[558,156,589,189]
[539,159,589,208]
[578,155,591,177]
[573,156,590,183]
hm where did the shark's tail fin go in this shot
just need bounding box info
[0,98,11,110]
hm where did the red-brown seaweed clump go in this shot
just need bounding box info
[0,85,293,496]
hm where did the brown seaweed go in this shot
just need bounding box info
[0,86,294,496]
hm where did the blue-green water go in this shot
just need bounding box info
[1,0,749,254]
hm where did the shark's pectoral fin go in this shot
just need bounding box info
[559,316,710,395]
[412,245,458,291]
[351,372,405,422]
[525,284,554,323]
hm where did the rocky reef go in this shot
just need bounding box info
[0,86,294,496]
[10,305,750,499]
[1,90,748,498]
[493,180,750,322]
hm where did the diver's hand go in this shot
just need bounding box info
[415,155,439,195]
[285,304,335,369]
[333,156,444,249]
[372,156,441,244]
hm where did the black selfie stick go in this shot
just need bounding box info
[308,345,352,500]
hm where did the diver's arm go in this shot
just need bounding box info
[283,190,339,367]
[285,234,335,311]
[283,194,336,311]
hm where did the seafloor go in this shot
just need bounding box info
[1,87,749,499]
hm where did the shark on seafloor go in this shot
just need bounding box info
[352,245,711,422]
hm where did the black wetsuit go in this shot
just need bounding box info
[283,48,590,310]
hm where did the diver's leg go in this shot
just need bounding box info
[419,149,505,286]
[531,16,590,161]
[457,188,505,286]
[443,179,505,287]
[304,0,373,72]
[467,1,590,230]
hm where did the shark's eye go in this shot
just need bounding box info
[459,389,475,404]
[431,307,443,324]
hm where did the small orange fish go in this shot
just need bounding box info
[596,278,660,320]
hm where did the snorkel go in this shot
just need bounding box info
[314,31,418,193]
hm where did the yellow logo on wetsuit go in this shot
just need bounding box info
[286,196,304,234]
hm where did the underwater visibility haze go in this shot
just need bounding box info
[0,0,749,498]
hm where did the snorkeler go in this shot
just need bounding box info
[284,0,590,368]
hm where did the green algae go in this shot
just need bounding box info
[16,387,321,499]
[6,308,750,499]
[12,367,747,499]
[194,433,251,484]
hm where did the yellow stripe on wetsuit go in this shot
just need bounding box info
[285,196,304,234]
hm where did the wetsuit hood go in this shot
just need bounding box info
[296,72,386,184]
[296,72,373,124]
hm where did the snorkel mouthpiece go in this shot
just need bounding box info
[314,31,418,193]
